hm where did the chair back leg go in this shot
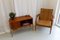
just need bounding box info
[50,27,52,34]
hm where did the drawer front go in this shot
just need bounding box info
[9,21,20,30]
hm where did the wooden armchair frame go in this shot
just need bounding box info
[35,8,53,34]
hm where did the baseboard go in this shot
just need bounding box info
[0,32,6,35]
[0,31,10,35]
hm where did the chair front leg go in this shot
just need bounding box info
[50,27,52,34]
[50,20,53,34]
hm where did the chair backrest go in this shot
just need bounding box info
[39,8,53,20]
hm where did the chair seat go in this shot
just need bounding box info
[37,20,51,27]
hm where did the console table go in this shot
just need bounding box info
[9,15,33,32]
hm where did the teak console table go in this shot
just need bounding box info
[9,15,33,32]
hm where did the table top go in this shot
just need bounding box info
[9,15,32,22]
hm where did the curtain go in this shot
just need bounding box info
[14,0,37,16]
[0,0,11,34]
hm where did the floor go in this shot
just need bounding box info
[0,33,13,40]
[0,26,60,40]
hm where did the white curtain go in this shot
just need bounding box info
[0,0,11,34]
[14,0,37,17]
[14,0,48,16]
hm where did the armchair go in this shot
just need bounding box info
[35,8,53,34]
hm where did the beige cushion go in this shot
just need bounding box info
[37,20,52,27]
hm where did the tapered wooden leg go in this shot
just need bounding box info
[32,25,34,31]
[35,25,36,31]
[50,21,53,34]
[50,27,52,34]
[32,24,36,31]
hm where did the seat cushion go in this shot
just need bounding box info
[37,20,52,27]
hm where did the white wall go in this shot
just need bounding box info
[48,0,58,15]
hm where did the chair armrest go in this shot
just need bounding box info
[35,14,40,24]
[36,14,40,17]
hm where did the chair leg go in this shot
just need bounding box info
[50,27,52,34]
[32,24,36,31]
[50,22,53,34]
[34,24,36,31]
